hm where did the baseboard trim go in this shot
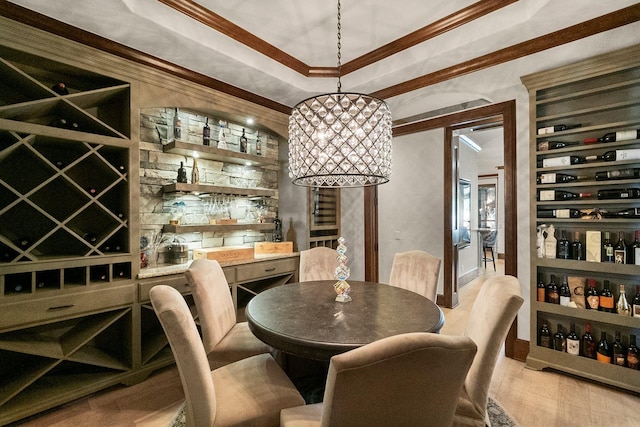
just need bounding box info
[513,339,529,362]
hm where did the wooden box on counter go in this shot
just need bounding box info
[254,242,294,257]
[193,246,254,262]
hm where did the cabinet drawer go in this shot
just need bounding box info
[138,268,235,301]
[0,285,134,330]
[236,258,297,283]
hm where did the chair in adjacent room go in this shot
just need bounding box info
[281,332,477,427]
[453,275,524,427]
[388,250,442,302]
[481,229,498,271]
[299,246,338,282]
[150,285,304,427]
[185,258,272,369]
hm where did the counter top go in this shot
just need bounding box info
[137,252,299,279]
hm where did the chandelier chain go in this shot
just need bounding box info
[336,0,342,93]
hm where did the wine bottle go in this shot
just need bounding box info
[539,322,552,348]
[597,188,640,200]
[603,208,640,218]
[585,278,600,310]
[537,140,579,151]
[632,285,640,317]
[566,322,580,356]
[539,155,587,168]
[256,131,262,156]
[544,225,557,258]
[191,157,199,184]
[617,284,630,316]
[612,331,626,367]
[581,322,596,358]
[240,128,248,153]
[596,331,611,364]
[546,274,559,304]
[557,231,570,260]
[602,232,614,263]
[614,232,627,264]
[537,124,582,135]
[15,237,31,249]
[599,280,615,313]
[83,233,98,244]
[177,161,187,183]
[537,173,584,184]
[51,82,69,95]
[559,275,571,306]
[173,108,181,140]
[537,209,583,219]
[203,117,211,146]
[571,231,583,260]
[553,324,566,352]
[537,273,546,302]
[631,231,640,265]
[627,334,639,370]
[537,190,591,201]
[595,168,640,181]
[584,129,640,144]
[587,148,640,162]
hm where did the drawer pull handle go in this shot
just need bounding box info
[265,267,276,272]
[48,304,75,311]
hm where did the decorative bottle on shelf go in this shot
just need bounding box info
[631,231,640,265]
[537,273,546,302]
[627,335,639,370]
[559,276,571,306]
[599,280,615,313]
[571,231,583,260]
[632,285,640,317]
[256,131,262,156]
[218,121,228,149]
[536,224,547,258]
[544,225,557,258]
[240,128,248,153]
[51,82,69,95]
[203,117,211,146]
[585,278,599,310]
[191,157,200,184]
[553,324,566,352]
[581,323,596,359]
[616,284,630,316]
[586,148,640,162]
[596,331,611,364]
[557,230,570,259]
[273,213,283,242]
[614,232,627,264]
[602,231,614,263]
[546,274,559,304]
[595,168,640,181]
[173,108,181,141]
[612,331,626,367]
[537,124,582,135]
[539,322,552,348]
[584,129,640,144]
[177,161,188,183]
[566,322,580,356]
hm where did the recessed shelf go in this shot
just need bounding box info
[163,140,277,167]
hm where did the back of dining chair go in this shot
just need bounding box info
[299,246,337,282]
[185,258,237,354]
[150,285,217,427]
[318,333,477,427]
[454,275,523,426]
[388,250,441,302]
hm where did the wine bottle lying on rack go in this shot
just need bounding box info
[584,129,640,144]
[537,124,582,135]
[586,149,640,162]
[537,208,584,218]
[537,140,580,151]
[538,155,587,168]
[537,173,586,184]
[537,190,591,201]
[602,208,640,218]
[597,188,640,199]
[595,168,640,181]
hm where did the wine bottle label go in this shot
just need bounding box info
[628,353,639,369]
[548,290,559,303]
[540,336,551,348]
[553,209,571,219]
[616,130,638,141]
[586,295,599,309]
[539,173,556,184]
[537,288,546,302]
[584,341,596,358]
[614,249,626,264]
[559,295,571,306]
[615,149,640,161]
[600,295,614,309]
[542,156,571,167]
[539,190,555,201]
[633,304,640,317]
[596,353,611,364]
[567,339,580,355]
[614,353,625,366]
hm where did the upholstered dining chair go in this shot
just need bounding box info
[388,250,442,302]
[453,275,524,427]
[281,332,477,427]
[150,285,304,427]
[185,258,272,369]
[299,246,337,282]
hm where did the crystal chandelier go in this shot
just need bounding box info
[288,0,392,187]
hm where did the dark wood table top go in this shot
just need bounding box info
[246,280,445,361]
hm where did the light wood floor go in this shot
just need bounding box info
[12,260,640,426]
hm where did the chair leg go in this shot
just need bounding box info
[483,247,487,269]
[490,247,496,271]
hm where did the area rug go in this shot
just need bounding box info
[171,398,517,426]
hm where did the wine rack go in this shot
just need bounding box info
[523,45,640,392]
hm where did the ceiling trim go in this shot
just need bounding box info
[372,3,640,100]
[0,0,292,115]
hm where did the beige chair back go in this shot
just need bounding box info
[150,285,216,427]
[299,246,337,282]
[321,333,477,427]
[388,250,441,302]
[185,259,236,355]
[463,275,523,418]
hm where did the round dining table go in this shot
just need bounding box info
[246,280,445,361]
